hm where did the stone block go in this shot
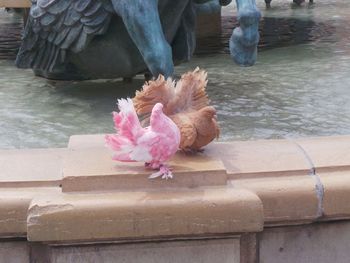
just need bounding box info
[48,238,240,263]
[0,187,60,237]
[318,170,350,220]
[27,188,263,242]
[231,175,320,225]
[0,242,29,263]
[240,233,257,263]
[63,135,227,192]
[259,221,350,263]
[205,140,311,179]
[0,0,31,8]
[296,135,350,171]
[0,148,65,187]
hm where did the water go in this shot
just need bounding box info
[1,0,350,149]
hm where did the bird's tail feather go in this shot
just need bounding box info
[113,98,143,144]
[105,134,134,161]
[133,75,175,116]
[105,98,143,162]
[133,68,209,120]
[170,67,209,113]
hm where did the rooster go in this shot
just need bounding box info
[105,98,180,179]
[133,68,220,152]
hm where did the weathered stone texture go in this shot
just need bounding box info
[259,221,350,263]
[48,238,240,263]
[0,242,29,263]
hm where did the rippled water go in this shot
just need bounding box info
[1,0,350,149]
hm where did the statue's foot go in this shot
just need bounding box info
[230,38,258,66]
[265,0,272,8]
[293,0,305,5]
[219,0,232,6]
[230,8,261,66]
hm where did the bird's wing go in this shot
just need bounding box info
[133,75,175,116]
[16,0,113,71]
[130,132,160,162]
[189,107,220,149]
[170,114,197,150]
[192,106,219,136]
[178,121,197,150]
[106,98,150,162]
[168,67,209,113]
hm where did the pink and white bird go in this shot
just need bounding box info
[105,98,180,179]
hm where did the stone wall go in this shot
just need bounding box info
[0,135,350,262]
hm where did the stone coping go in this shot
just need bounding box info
[0,134,349,242]
[0,187,60,238]
[295,136,350,171]
[0,148,65,187]
[62,146,227,192]
[0,0,30,8]
[27,188,263,242]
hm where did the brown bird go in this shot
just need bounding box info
[133,68,220,152]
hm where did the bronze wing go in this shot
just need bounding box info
[16,0,113,72]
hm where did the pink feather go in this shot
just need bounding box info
[105,98,180,179]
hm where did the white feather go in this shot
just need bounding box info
[130,145,152,162]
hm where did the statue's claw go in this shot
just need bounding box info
[230,3,261,66]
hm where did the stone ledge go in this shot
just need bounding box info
[47,238,240,263]
[62,146,227,192]
[205,140,312,179]
[1,134,350,241]
[0,0,30,8]
[230,175,320,226]
[27,188,263,243]
[0,242,29,263]
[0,187,60,238]
[318,171,350,220]
[68,134,312,182]
[295,135,350,172]
[0,148,65,188]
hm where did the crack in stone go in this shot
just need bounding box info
[28,204,74,226]
[293,140,324,218]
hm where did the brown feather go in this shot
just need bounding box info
[133,75,175,115]
[184,106,220,150]
[167,67,209,114]
[170,114,197,149]
[132,68,221,151]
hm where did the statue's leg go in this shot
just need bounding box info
[195,0,232,14]
[293,0,305,5]
[172,1,196,64]
[265,0,272,8]
[230,0,261,66]
[219,0,232,6]
[195,0,221,14]
[111,0,174,78]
